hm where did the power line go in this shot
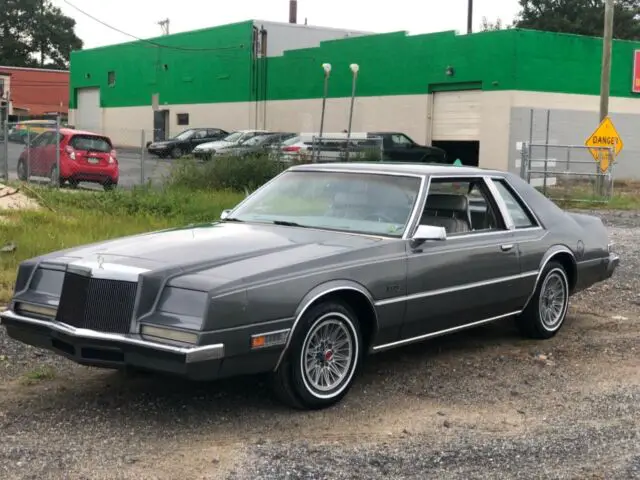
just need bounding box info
[61,0,246,52]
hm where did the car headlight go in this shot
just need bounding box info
[157,287,208,319]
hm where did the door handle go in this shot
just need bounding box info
[501,244,514,252]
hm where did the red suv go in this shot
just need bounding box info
[17,128,119,190]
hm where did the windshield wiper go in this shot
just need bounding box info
[271,220,307,228]
[223,217,244,222]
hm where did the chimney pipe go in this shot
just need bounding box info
[289,0,297,24]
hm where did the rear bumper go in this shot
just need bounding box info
[62,162,119,183]
[0,310,224,380]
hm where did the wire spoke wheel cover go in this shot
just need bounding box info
[300,313,358,399]
[538,269,568,331]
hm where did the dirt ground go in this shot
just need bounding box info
[0,209,638,480]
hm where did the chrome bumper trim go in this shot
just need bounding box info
[0,310,224,363]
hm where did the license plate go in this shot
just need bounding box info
[87,157,100,164]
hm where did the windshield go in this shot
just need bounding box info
[282,136,300,146]
[174,129,195,141]
[70,135,112,152]
[242,135,271,146]
[223,131,244,143]
[228,171,422,237]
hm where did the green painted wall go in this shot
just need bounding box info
[513,29,640,98]
[69,21,254,108]
[70,25,640,109]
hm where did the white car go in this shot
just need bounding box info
[192,130,268,159]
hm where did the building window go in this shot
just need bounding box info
[0,78,5,98]
[177,113,189,126]
[108,71,116,87]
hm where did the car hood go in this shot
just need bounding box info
[40,222,385,289]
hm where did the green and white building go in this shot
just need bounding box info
[69,20,640,177]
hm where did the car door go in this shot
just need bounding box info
[385,133,422,161]
[400,175,529,340]
[29,131,54,176]
[188,130,210,151]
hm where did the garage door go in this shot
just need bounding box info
[431,90,482,141]
[75,88,102,131]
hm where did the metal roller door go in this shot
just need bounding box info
[75,88,102,132]
[431,90,482,141]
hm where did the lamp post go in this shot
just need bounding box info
[344,63,359,162]
[318,63,332,142]
[346,63,359,141]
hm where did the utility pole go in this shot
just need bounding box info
[599,0,614,121]
[158,18,170,35]
[467,0,473,34]
[598,0,615,195]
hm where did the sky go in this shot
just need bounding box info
[51,0,522,49]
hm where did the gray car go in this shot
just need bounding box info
[0,163,619,410]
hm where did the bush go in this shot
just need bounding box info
[166,154,289,192]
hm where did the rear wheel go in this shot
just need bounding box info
[103,180,117,191]
[17,159,28,181]
[270,301,363,410]
[516,261,570,339]
[49,165,60,186]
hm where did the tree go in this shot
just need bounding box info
[0,0,83,69]
[514,0,640,40]
[480,17,508,31]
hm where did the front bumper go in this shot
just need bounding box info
[193,150,213,160]
[0,310,225,380]
[604,252,620,280]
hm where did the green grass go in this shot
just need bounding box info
[0,185,244,303]
[21,365,57,384]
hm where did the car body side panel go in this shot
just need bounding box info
[241,242,408,345]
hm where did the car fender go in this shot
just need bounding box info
[273,279,378,371]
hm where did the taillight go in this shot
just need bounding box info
[109,149,117,164]
[65,145,76,160]
[283,146,301,152]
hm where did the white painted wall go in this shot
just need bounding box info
[72,89,640,176]
[253,20,373,57]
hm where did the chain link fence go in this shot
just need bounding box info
[273,133,384,166]
[519,142,616,203]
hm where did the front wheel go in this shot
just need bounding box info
[270,301,363,410]
[516,261,570,339]
[170,147,183,159]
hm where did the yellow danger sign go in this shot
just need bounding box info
[585,117,623,173]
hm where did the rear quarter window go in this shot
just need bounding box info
[70,135,112,152]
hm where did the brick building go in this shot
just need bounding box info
[0,66,69,119]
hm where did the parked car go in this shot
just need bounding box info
[16,128,119,190]
[192,129,269,160]
[147,128,228,159]
[215,132,297,158]
[368,132,447,163]
[277,132,447,165]
[8,120,57,144]
[1,163,619,409]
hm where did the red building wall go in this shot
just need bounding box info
[0,66,69,116]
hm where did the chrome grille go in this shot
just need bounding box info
[56,272,138,334]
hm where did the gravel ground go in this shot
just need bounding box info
[0,209,638,479]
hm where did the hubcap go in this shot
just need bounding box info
[539,271,567,330]
[302,317,354,393]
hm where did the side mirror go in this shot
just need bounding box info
[411,224,447,245]
[220,209,232,220]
